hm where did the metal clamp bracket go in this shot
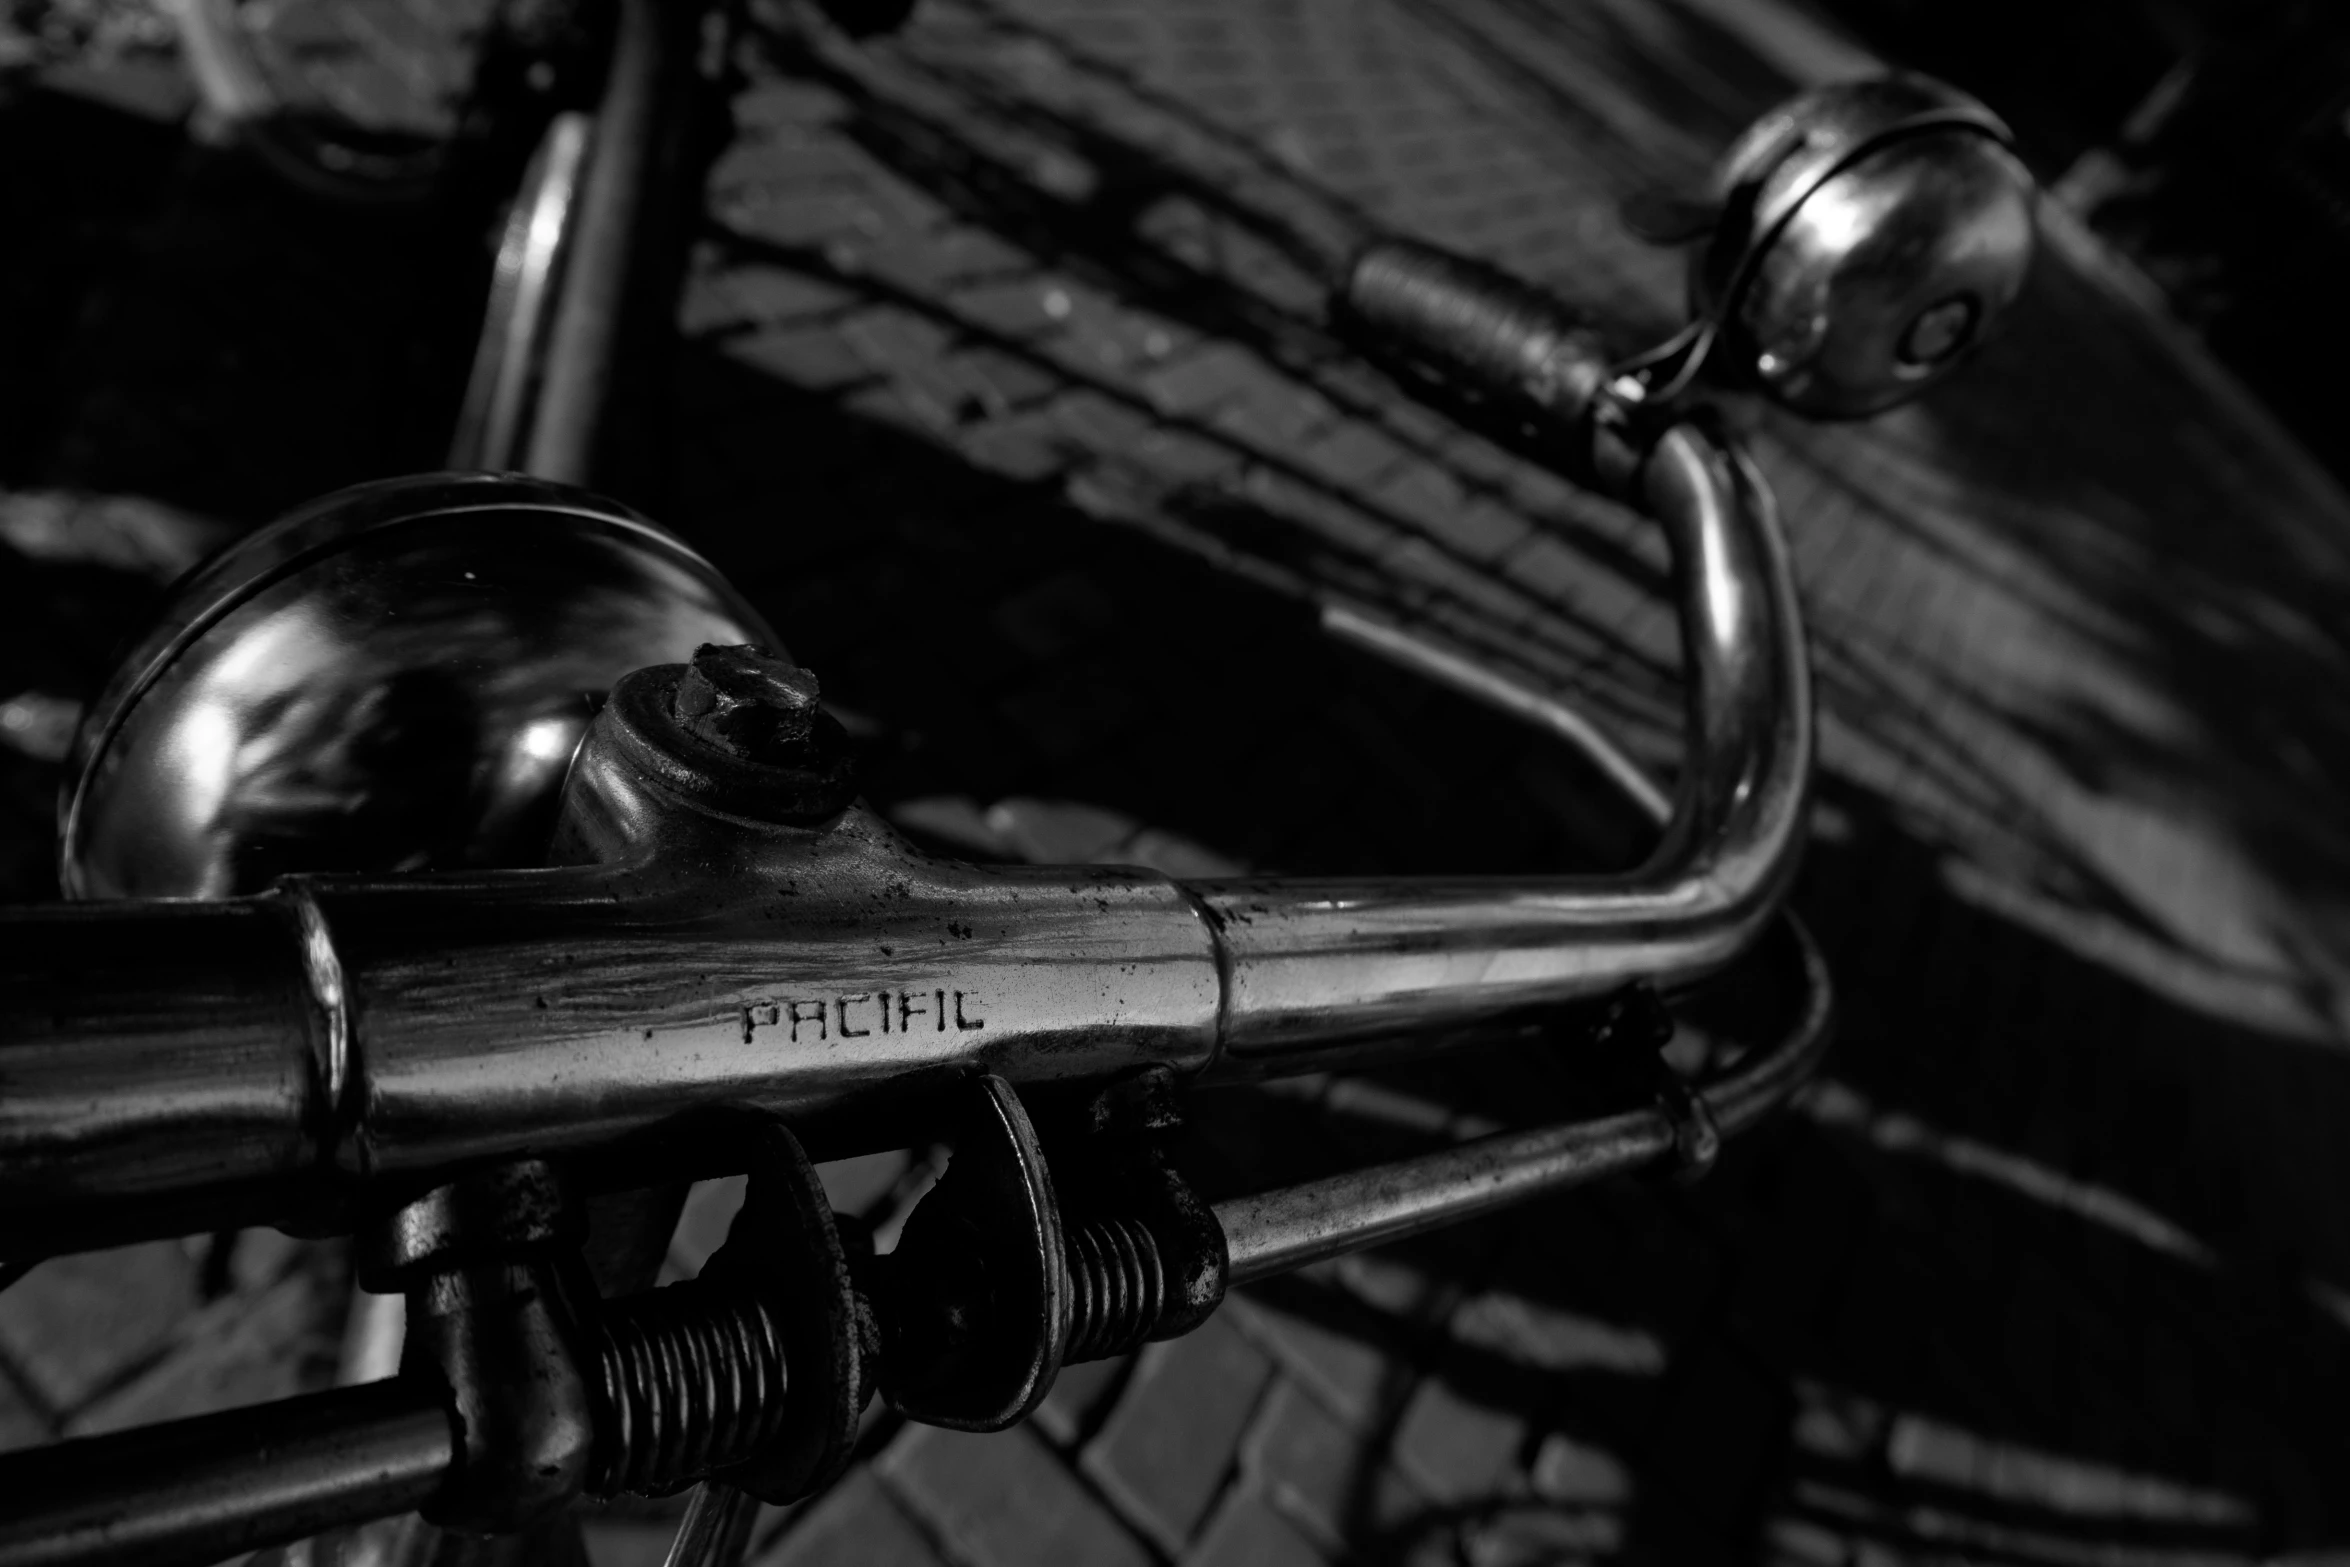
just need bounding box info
[1056,1068,1229,1363]
[874,1074,1069,1432]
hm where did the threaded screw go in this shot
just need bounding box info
[1063,1216,1169,1364]
[586,1278,790,1497]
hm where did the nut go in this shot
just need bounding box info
[672,644,823,762]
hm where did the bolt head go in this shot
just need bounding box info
[673,644,822,760]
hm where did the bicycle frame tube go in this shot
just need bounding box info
[0,414,1809,1258]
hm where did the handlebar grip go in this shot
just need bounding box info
[1336,240,1614,433]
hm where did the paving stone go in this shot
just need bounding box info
[1238,465,1407,561]
[1332,1249,1457,1326]
[819,1149,919,1219]
[944,345,1065,418]
[225,1227,311,1295]
[1294,421,1410,490]
[1226,1286,1407,1426]
[729,78,854,134]
[0,1240,201,1413]
[66,1269,328,1437]
[1390,1359,1528,1505]
[1459,1503,1625,1567]
[715,188,890,252]
[1761,1515,1854,1566]
[1031,1352,1131,1448]
[1410,486,1533,563]
[959,409,1072,482]
[707,138,868,202]
[1205,382,1339,457]
[1446,1288,1670,1379]
[665,1176,750,1282]
[1378,536,1542,629]
[1083,1311,1275,1553]
[1051,388,1161,454]
[881,1421,1149,1567]
[1127,426,1241,486]
[1182,1488,1328,1567]
[1238,1376,1431,1553]
[1368,461,1471,538]
[947,277,1082,341]
[836,307,962,394]
[765,1468,945,1567]
[1494,528,1603,605]
[1786,1381,1892,1468]
[1529,1431,1634,1507]
[920,228,1037,291]
[1143,343,1269,417]
[0,1361,52,1453]
[715,265,863,331]
[726,322,876,392]
[840,380,961,440]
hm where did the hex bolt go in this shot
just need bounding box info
[671,644,823,763]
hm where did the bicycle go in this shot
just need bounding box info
[0,7,2038,1564]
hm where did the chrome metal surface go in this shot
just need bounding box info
[1698,75,2012,302]
[1193,419,1810,1063]
[0,1379,455,1567]
[60,473,771,901]
[1216,917,1831,1284]
[524,0,670,484]
[451,114,593,472]
[1206,608,1833,1283]
[1219,1109,1670,1286]
[0,898,317,1248]
[8,398,1806,1252]
[1,803,1227,1253]
[1726,122,2035,417]
[1599,76,2038,416]
[1688,74,2036,417]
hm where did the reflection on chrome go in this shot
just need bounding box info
[62,473,773,900]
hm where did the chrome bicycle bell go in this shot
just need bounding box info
[1622,74,2037,419]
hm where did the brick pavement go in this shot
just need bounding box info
[8,0,2350,1564]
